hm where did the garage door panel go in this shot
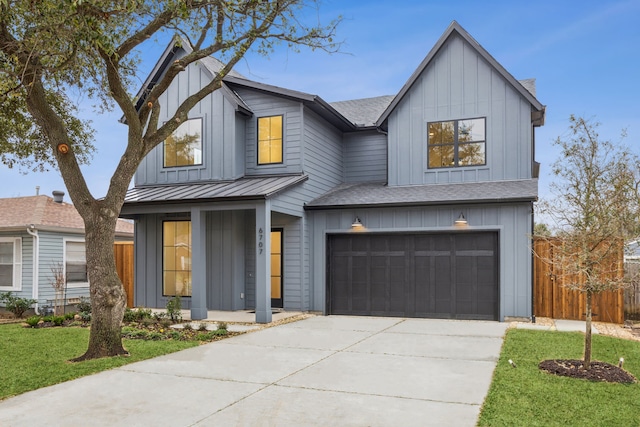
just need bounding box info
[328,232,498,320]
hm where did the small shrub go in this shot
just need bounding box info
[121,326,137,334]
[198,323,208,331]
[217,321,228,331]
[76,297,91,314]
[182,323,193,331]
[79,312,91,322]
[64,312,76,320]
[0,292,37,318]
[42,315,54,323]
[169,331,181,340]
[141,317,156,327]
[159,318,171,329]
[194,332,213,341]
[212,329,228,336]
[147,331,164,340]
[122,308,135,322]
[165,296,182,323]
[52,316,65,326]
[25,316,41,328]
[153,311,167,320]
[124,307,153,323]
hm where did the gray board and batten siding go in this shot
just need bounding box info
[386,32,537,186]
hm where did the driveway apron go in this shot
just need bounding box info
[0,316,507,427]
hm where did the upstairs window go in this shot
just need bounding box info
[258,115,283,165]
[0,237,21,291]
[428,118,486,168]
[65,239,88,287]
[163,118,203,167]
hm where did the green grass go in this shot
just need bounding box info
[0,323,198,400]
[478,329,640,426]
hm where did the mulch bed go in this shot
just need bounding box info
[539,359,636,384]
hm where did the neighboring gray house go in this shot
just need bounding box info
[121,21,545,323]
[0,192,134,313]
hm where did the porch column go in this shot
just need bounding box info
[190,207,207,320]
[255,201,272,323]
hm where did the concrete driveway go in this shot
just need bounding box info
[0,316,507,427]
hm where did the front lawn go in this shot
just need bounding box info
[0,323,199,400]
[478,329,640,426]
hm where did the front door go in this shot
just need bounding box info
[270,229,284,308]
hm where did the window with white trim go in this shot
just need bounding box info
[64,239,88,287]
[0,237,21,291]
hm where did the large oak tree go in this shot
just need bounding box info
[0,0,340,360]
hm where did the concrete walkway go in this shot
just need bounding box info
[0,316,508,427]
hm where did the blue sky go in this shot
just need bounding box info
[1,0,639,207]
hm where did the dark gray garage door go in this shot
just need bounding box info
[328,232,498,320]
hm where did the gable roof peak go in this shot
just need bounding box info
[377,21,545,127]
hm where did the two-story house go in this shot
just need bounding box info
[120,21,545,323]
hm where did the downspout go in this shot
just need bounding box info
[530,202,536,324]
[26,225,40,315]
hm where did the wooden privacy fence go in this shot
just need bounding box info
[625,261,640,320]
[533,237,624,324]
[114,241,134,308]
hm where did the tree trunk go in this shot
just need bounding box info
[71,216,128,361]
[583,290,593,370]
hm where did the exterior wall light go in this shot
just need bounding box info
[454,212,468,226]
[351,216,363,229]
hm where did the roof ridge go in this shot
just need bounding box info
[30,196,48,225]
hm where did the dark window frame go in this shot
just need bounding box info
[162,219,193,297]
[257,114,284,166]
[427,117,486,169]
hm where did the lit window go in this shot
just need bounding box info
[0,238,21,291]
[65,240,88,287]
[163,118,203,167]
[258,115,283,164]
[428,118,486,168]
[163,221,192,297]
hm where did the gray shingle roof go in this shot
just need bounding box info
[330,96,395,128]
[519,78,537,97]
[305,179,538,209]
[124,175,308,204]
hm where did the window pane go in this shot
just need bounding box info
[428,145,454,168]
[271,277,281,299]
[270,116,283,139]
[0,265,12,286]
[270,140,283,163]
[459,142,486,166]
[66,241,87,283]
[428,121,455,144]
[458,119,485,142]
[0,242,13,264]
[163,222,176,246]
[163,119,202,167]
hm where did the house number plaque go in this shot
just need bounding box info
[258,228,263,254]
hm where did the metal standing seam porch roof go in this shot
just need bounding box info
[124,174,308,205]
